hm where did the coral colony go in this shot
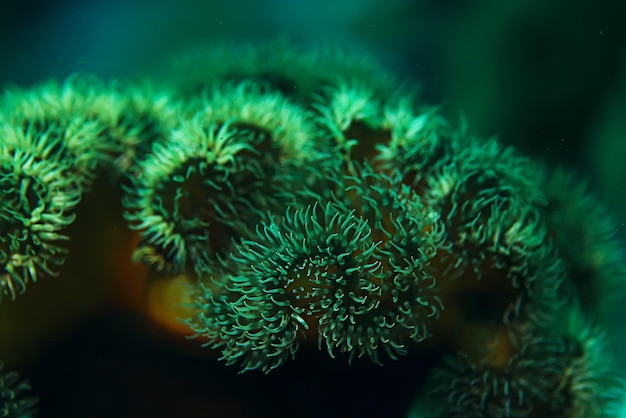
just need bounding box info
[1,41,625,417]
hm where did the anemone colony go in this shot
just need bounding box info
[0,41,625,417]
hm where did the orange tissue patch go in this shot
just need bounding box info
[145,274,197,336]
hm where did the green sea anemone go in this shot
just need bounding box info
[0,75,122,182]
[313,164,447,362]
[105,80,184,177]
[189,162,447,371]
[122,119,265,275]
[421,136,565,327]
[309,78,446,170]
[198,202,381,372]
[0,40,622,418]
[541,304,624,418]
[194,79,324,165]
[311,79,385,162]
[0,74,116,125]
[375,106,454,191]
[425,334,572,418]
[0,144,82,300]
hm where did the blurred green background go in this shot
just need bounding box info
[1,1,625,416]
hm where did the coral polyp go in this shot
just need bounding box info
[123,79,328,275]
[0,40,624,418]
[167,40,402,100]
[192,203,381,372]
[0,141,82,300]
[123,120,265,274]
[0,75,121,180]
[421,137,566,328]
[185,160,450,371]
[314,165,447,362]
[197,80,322,163]
[425,333,577,418]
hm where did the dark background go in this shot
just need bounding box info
[1,1,625,417]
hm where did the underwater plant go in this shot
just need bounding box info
[0,40,624,417]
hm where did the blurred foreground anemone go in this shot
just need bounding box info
[0,39,625,417]
[0,361,37,418]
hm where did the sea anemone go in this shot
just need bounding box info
[421,136,565,328]
[0,40,624,418]
[309,77,447,171]
[315,164,447,363]
[193,202,380,372]
[425,332,571,417]
[0,136,82,300]
[541,304,625,418]
[195,79,324,166]
[122,119,265,275]
[105,80,183,177]
[188,162,447,371]
[123,79,328,275]
[0,74,120,179]
[311,79,386,162]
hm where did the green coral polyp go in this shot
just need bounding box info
[167,40,403,100]
[0,147,81,300]
[197,80,323,163]
[189,203,381,372]
[418,137,567,327]
[188,162,450,370]
[316,166,447,362]
[123,119,275,274]
[311,79,384,160]
[0,88,120,183]
[427,335,576,418]
[106,82,183,175]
